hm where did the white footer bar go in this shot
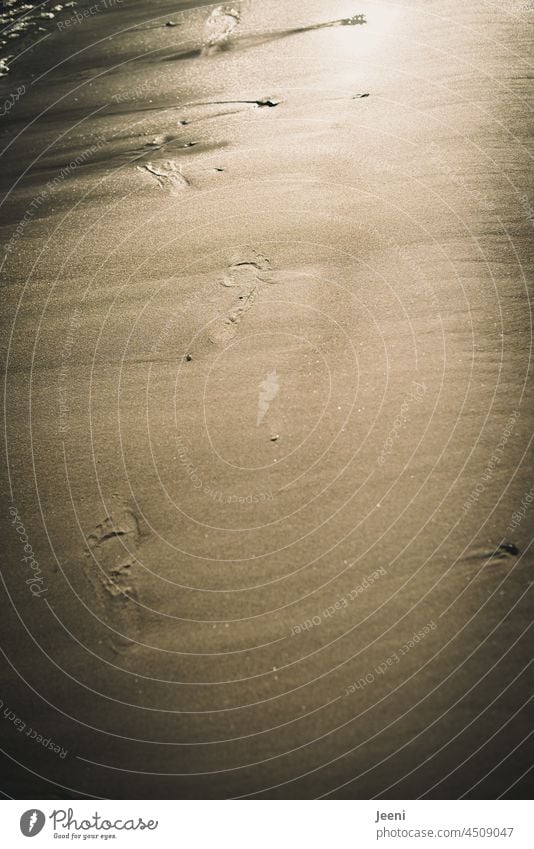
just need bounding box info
[2,800,530,848]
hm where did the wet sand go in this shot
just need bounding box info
[0,0,533,799]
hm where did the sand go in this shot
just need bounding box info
[0,0,533,799]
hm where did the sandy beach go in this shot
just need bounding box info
[0,0,533,799]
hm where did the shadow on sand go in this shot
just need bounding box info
[161,13,367,64]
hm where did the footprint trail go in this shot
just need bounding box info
[84,497,149,653]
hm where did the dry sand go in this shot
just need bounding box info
[0,0,533,799]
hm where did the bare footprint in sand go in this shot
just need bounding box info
[209,248,272,344]
[138,160,190,193]
[84,497,149,653]
[202,4,242,54]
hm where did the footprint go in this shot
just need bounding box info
[202,4,242,53]
[84,497,149,653]
[137,160,190,193]
[209,249,271,344]
[222,247,271,284]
